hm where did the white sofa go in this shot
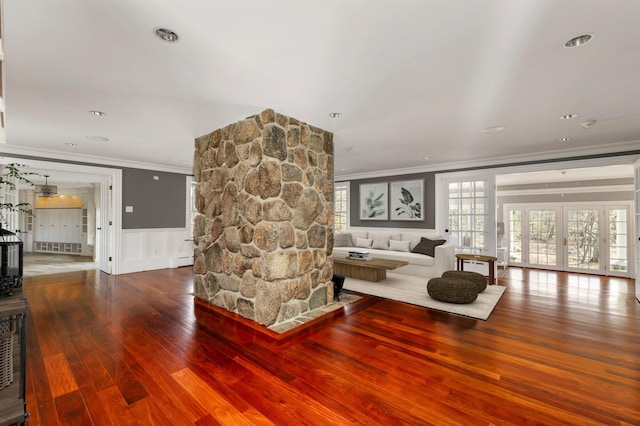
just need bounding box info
[331,228,455,279]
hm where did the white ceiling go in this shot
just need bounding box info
[3,0,640,180]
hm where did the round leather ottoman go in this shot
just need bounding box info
[442,270,487,293]
[427,277,479,304]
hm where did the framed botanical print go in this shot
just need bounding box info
[390,179,424,221]
[359,182,388,220]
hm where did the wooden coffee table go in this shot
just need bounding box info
[332,257,409,282]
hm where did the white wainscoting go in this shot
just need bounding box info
[120,228,194,274]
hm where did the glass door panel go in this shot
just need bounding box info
[566,208,602,273]
[508,209,523,264]
[608,208,628,275]
[528,209,558,267]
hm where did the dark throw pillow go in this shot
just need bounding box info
[410,237,446,257]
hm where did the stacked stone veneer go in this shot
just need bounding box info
[192,109,335,327]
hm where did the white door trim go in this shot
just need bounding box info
[0,156,122,274]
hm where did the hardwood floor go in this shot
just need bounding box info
[20,267,640,425]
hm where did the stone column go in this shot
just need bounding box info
[192,109,334,327]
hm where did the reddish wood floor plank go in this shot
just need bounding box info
[21,267,640,425]
[78,384,119,426]
[171,368,261,426]
[53,389,92,426]
[129,396,177,426]
[43,353,79,398]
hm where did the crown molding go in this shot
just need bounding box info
[498,184,633,197]
[336,139,640,181]
[0,145,193,175]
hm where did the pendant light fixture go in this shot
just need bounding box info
[35,175,58,198]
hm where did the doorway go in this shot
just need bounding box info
[1,157,121,275]
[505,203,632,277]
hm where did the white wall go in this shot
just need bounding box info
[119,228,193,274]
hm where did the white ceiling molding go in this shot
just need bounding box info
[0,145,192,175]
[336,140,640,181]
[497,184,633,197]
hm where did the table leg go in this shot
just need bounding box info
[488,260,495,285]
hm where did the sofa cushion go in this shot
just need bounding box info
[355,237,373,248]
[370,232,401,250]
[331,247,436,267]
[334,232,352,247]
[411,237,446,257]
[388,239,411,252]
[402,232,443,250]
[350,231,368,244]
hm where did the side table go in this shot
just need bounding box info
[455,253,498,285]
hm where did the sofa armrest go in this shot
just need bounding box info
[433,243,455,276]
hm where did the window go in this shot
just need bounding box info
[334,183,349,232]
[438,173,495,257]
[446,179,492,253]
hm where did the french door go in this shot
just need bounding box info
[98,177,113,274]
[506,203,632,277]
[634,158,640,303]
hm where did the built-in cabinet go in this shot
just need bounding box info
[35,209,82,243]
[34,209,83,254]
[19,187,96,256]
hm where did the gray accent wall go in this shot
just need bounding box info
[344,172,436,229]
[122,168,187,229]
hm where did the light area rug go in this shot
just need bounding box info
[342,272,506,320]
[23,253,98,277]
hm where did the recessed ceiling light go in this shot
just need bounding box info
[480,126,504,133]
[179,160,190,164]
[559,113,578,119]
[559,137,571,142]
[86,136,109,142]
[89,110,106,117]
[65,142,78,147]
[154,27,179,43]
[424,156,432,160]
[564,34,593,48]
[329,112,342,118]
